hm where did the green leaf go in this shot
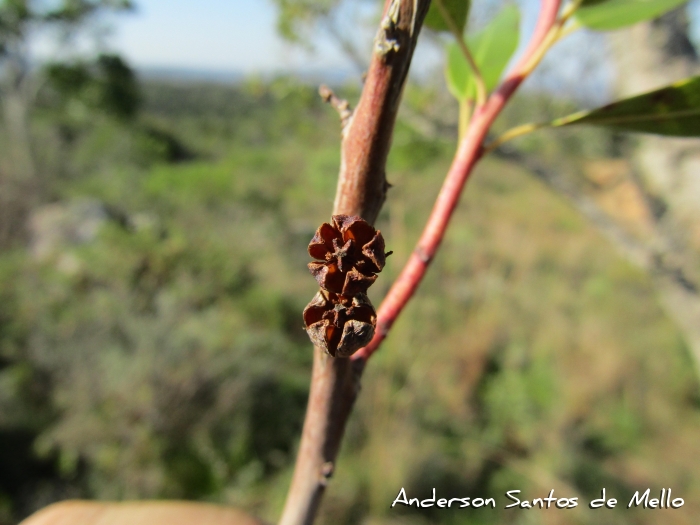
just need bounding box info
[445,4,520,101]
[552,75,700,136]
[575,0,690,31]
[424,0,470,34]
[445,44,471,101]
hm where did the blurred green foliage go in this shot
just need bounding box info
[0,76,698,525]
[44,54,141,121]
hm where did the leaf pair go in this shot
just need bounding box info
[431,0,694,37]
[446,6,520,102]
[425,1,520,103]
[427,0,700,139]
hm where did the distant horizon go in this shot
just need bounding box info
[106,0,621,105]
[30,0,700,106]
[110,1,356,74]
[134,64,359,86]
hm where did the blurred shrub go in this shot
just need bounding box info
[0,77,699,525]
[43,54,141,122]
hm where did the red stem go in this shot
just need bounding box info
[512,0,561,73]
[353,0,562,362]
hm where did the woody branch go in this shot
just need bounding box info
[279,1,431,524]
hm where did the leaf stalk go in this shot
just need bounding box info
[483,121,550,154]
[434,0,488,107]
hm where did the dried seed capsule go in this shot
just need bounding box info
[307,215,387,295]
[303,289,376,358]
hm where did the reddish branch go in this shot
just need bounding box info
[513,0,560,72]
[354,0,561,361]
[279,1,562,524]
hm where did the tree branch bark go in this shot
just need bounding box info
[333,0,431,225]
[278,2,431,524]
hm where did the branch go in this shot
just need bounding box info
[494,145,655,269]
[318,85,352,134]
[493,144,700,377]
[323,16,369,74]
[278,2,431,524]
[493,144,700,301]
[484,121,550,155]
[512,0,562,73]
[333,0,431,225]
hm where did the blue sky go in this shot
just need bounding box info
[94,0,700,98]
[110,1,353,72]
[99,0,608,101]
[105,0,550,78]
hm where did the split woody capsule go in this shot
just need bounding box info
[303,290,377,358]
[307,214,387,296]
[303,215,390,357]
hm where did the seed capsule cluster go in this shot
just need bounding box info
[303,215,388,357]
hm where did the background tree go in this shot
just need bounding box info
[0,0,135,247]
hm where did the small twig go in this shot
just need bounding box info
[557,18,581,40]
[481,0,585,154]
[434,0,487,107]
[319,84,353,133]
[494,144,655,269]
[519,0,583,76]
[458,99,474,142]
[483,121,550,154]
[560,0,585,24]
[323,18,369,74]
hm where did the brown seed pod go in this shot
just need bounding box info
[303,289,376,358]
[307,215,387,295]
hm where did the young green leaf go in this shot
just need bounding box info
[445,43,472,101]
[424,0,470,34]
[445,4,520,102]
[575,0,689,31]
[553,75,700,136]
